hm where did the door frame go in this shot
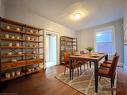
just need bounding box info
[44,29,60,69]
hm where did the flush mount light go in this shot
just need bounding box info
[73,13,81,20]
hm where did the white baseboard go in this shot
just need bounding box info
[117,62,123,67]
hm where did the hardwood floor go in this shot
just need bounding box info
[1,65,127,95]
[0,65,84,95]
[117,65,127,95]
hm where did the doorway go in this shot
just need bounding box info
[45,32,57,68]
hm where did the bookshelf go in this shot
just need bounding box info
[0,17,44,82]
[60,36,77,64]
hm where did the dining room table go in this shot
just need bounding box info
[69,52,108,93]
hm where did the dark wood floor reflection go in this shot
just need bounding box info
[1,65,83,95]
[117,65,127,95]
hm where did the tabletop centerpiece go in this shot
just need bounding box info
[85,47,94,55]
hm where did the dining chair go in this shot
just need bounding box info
[100,52,118,68]
[97,55,119,95]
[79,50,90,70]
[63,52,81,76]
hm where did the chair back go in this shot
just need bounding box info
[109,55,119,75]
[72,51,77,55]
[63,52,70,65]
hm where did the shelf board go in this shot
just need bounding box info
[0,38,43,43]
[0,46,25,49]
[25,32,43,37]
[26,69,42,75]
[1,28,25,34]
[1,54,25,58]
[1,72,25,82]
[25,40,43,43]
[0,38,25,42]
[25,47,44,49]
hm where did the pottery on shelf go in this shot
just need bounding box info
[28,69,31,72]
[11,72,15,77]
[33,56,36,59]
[12,59,17,62]
[16,28,20,31]
[5,73,10,78]
[30,30,33,33]
[11,36,15,39]
[9,43,13,46]
[36,67,40,70]
[33,51,36,54]
[5,34,9,38]
[16,43,20,47]
[27,37,30,40]
[8,52,12,55]
[32,68,34,71]
[6,26,10,29]
[16,71,21,76]
[17,36,20,39]
[18,52,22,55]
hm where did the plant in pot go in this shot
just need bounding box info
[85,47,94,55]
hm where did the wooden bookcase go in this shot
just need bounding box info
[60,36,77,64]
[0,17,44,82]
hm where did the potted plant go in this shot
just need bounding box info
[85,47,94,55]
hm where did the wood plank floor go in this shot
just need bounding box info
[1,65,127,95]
[1,65,84,95]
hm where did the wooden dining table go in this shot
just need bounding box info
[69,52,107,93]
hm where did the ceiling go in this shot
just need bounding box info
[5,0,125,31]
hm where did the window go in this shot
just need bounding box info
[95,27,115,58]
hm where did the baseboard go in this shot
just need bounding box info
[117,62,123,67]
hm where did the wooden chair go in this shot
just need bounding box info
[97,55,119,94]
[100,52,118,68]
[63,52,81,75]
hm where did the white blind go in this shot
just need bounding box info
[95,28,114,57]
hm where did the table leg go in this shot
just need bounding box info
[94,60,98,93]
[69,59,72,80]
[89,61,92,68]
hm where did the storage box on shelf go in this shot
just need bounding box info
[0,17,44,82]
[60,36,77,64]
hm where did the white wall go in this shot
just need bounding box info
[124,0,127,43]
[124,0,127,29]
[0,0,5,17]
[4,5,76,38]
[77,19,124,64]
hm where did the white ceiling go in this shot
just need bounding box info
[5,0,125,31]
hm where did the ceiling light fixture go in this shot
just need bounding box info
[73,13,81,20]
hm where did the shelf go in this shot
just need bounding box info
[0,17,44,82]
[1,72,25,82]
[0,28,25,34]
[0,38,25,42]
[1,17,25,26]
[0,46,25,49]
[25,32,43,37]
[25,47,44,49]
[1,54,25,58]
[0,29,43,37]
[0,38,44,43]
[60,36,77,64]
[26,69,42,75]
[1,59,43,71]
[25,40,43,43]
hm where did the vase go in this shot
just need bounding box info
[88,51,92,56]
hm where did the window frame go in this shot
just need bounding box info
[94,26,116,56]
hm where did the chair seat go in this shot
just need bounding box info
[65,62,80,68]
[100,62,111,68]
[104,60,112,64]
[98,67,110,75]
